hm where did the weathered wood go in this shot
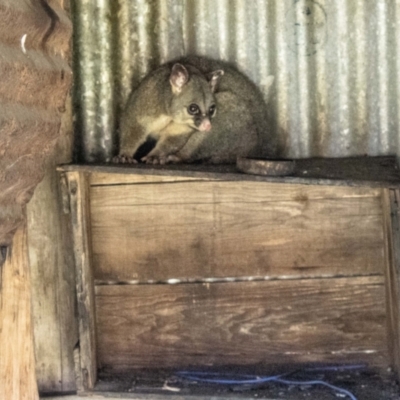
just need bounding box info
[61,160,396,390]
[90,181,384,282]
[90,173,210,186]
[95,276,387,371]
[237,157,295,176]
[27,98,77,393]
[91,179,381,203]
[60,171,71,214]
[27,158,77,392]
[0,224,39,400]
[67,171,97,389]
[57,156,400,188]
[43,393,278,400]
[382,189,400,380]
[73,345,84,393]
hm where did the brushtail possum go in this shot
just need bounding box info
[116,56,275,164]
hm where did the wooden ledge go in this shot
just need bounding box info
[57,156,400,188]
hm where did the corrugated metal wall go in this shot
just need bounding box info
[73,0,400,162]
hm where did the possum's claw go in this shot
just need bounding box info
[113,155,137,164]
[142,155,166,165]
[166,155,183,164]
[142,154,183,164]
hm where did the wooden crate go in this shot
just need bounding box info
[59,157,400,395]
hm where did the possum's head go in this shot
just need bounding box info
[168,63,224,132]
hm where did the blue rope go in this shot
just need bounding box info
[275,378,357,400]
[177,370,285,384]
[175,366,362,400]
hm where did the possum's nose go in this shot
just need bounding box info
[198,118,212,132]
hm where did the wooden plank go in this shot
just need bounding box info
[0,224,39,400]
[382,189,400,380]
[95,276,388,371]
[90,181,385,282]
[27,143,77,392]
[67,171,97,389]
[43,394,279,400]
[91,180,381,204]
[90,172,211,186]
[57,156,400,188]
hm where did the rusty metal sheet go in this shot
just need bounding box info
[72,0,400,162]
[0,0,72,241]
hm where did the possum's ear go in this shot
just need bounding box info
[208,69,224,93]
[170,63,189,94]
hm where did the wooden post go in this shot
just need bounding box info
[0,223,39,400]
[27,166,78,393]
[66,171,97,390]
[382,188,400,380]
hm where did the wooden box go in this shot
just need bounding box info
[60,157,400,396]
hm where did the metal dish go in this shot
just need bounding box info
[236,157,295,176]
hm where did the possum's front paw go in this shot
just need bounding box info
[166,155,183,164]
[112,155,137,164]
[142,154,184,164]
[141,155,168,165]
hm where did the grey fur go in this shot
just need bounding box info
[175,56,275,163]
[118,61,222,164]
[117,56,275,164]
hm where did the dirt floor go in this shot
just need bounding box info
[96,365,400,399]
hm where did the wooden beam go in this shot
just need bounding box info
[57,156,400,188]
[382,188,400,380]
[67,171,97,389]
[90,172,210,186]
[96,276,387,370]
[27,167,78,393]
[90,181,384,282]
[0,223,39,400]
[43,394,280,400]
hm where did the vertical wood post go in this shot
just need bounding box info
[27,165,78,393]
[0,223,39,400]
[67,171,97,390]
[382,188,400,380]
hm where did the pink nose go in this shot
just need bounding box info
[199,119,211,132]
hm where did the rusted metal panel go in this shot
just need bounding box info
[72,0,400,162]
[0,0,70,57]
[0,0,72,246]
[71,0,116,163]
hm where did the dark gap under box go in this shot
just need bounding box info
[58,156,400,398]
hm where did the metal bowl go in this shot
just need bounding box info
[236,157,295,176]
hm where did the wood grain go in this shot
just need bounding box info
[68,171,97,389]
[91,180,381,204]
[95,276,387,371]
[90,181,384,282]
[90,173,211,186]
[0,224,39,400]
[43,394,278,400]
[27,141,77,393]
[58,156,400,188]
[382,189,400,379]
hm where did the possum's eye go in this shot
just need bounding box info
[188,104,200,115]
[209,104,216,116]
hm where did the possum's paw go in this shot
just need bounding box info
[112,155,137,164]
[141,155,167,165]
[166,155,183,164]
[142,153,184,165]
